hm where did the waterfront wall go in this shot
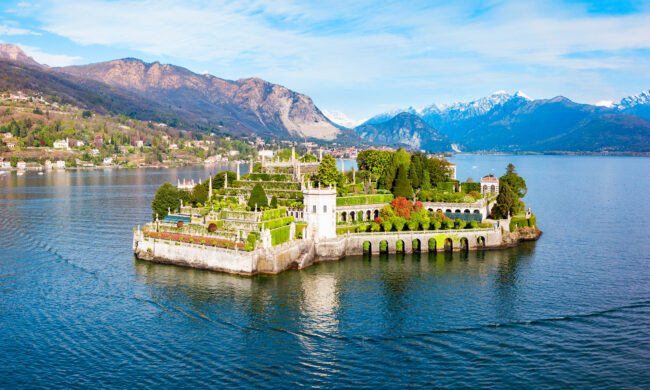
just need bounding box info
[133,226,519,275]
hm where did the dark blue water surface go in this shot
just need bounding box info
[1,156,649,388]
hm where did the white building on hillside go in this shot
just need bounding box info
[481,176,499,194]
[56,160,66,169]
[53,138,70,150]
[448,162,457,180]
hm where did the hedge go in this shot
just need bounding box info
[435,181,458,192]
[262,216,294,230]
[246,173,293,181]
[336,194,394,206]
[509,217,528,232]
[261,207,287,221]
[336,223,370,235]
[461,182,481,194]
[271,225,291,246]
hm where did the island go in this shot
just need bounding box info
[133,148,541,275]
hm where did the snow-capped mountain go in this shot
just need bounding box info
[321,109,366,129]
[365,90,531,126]
[615,90,650,121]
[354,90,650,153]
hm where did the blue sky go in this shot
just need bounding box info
[1,0,650,122]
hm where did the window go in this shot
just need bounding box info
[312,205,316,213]
[323,205,327,213]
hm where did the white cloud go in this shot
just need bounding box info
[594,100,614,107]
[18,44,81,66]
[0,24,39,36]
[22,0,650,117]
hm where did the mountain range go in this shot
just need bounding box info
[1,43,648,152]
[0,44,340,141]
[354,90,650,153]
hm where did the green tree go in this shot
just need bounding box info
[211,171,236,189]
[248,183,268,209]
[189,182,208,205]
[421,169,431,190]
[270,195,278,208]
[382,153,399,190]
[491,183,517,219]
[506,163,516,175]
[427,158,451,184]
[318,154,339,186]
[82,110,92,119]
[500,171,527,199]
[392,165,413,199]
[151,182,180,220]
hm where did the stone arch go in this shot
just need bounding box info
[446,209,452,213]
[459,237,469,251]
[490,185,496,192]
[436,208,443,213]
[379,240,388,253]
[350,211,355,221]
[396,239,405,253]
[455,209,461,213]
[428,237,437,252]
[428,208,434,213]
[464,209,470,213]
[363,240,372,253]
[366,210,371,220]
[473,210,480,214]
[374,209,379,219]
[444,238,453,251]
[412,238,421,252]
[483,185,488,192]
[477,236,486,246]
[342,211,347,222]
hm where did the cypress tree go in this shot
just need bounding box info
[392,164,413,199]
[270,195,278,208]
[384,154,398,190]
[421,169,431,190]
[248,183,268,209]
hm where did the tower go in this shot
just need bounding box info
[303,186,337,241]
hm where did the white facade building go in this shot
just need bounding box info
[16,161,26,170]
[303,186,337,241]
[53,138,69,150]
[259,149,275,159]
[480,176,499,194]
[56,160,66,169]
[448,163,457,180]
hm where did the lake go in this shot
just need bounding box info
[1,155,649,388]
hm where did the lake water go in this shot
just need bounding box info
[1,156,649,388]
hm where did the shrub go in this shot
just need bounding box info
[363,241,370,251]
[528,214,536,227]
[421,219,430,230]
[207,223,218,232]
[270,195,278,208]
[434,221,442,230]
[469,220,478,229]
[396,240,404,252]
[371,222,381,232]
[380,241,388,252]
[177,220,184,228]
[382,219,393,232]
[435,181,457,192]
[509,217,528,232]
[391,216,406,231]
[455,220,466,229]
[248,183,268,209]
[407,218,419,231]
[336,194,394,206]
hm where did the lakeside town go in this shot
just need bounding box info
[0,90,415,172]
